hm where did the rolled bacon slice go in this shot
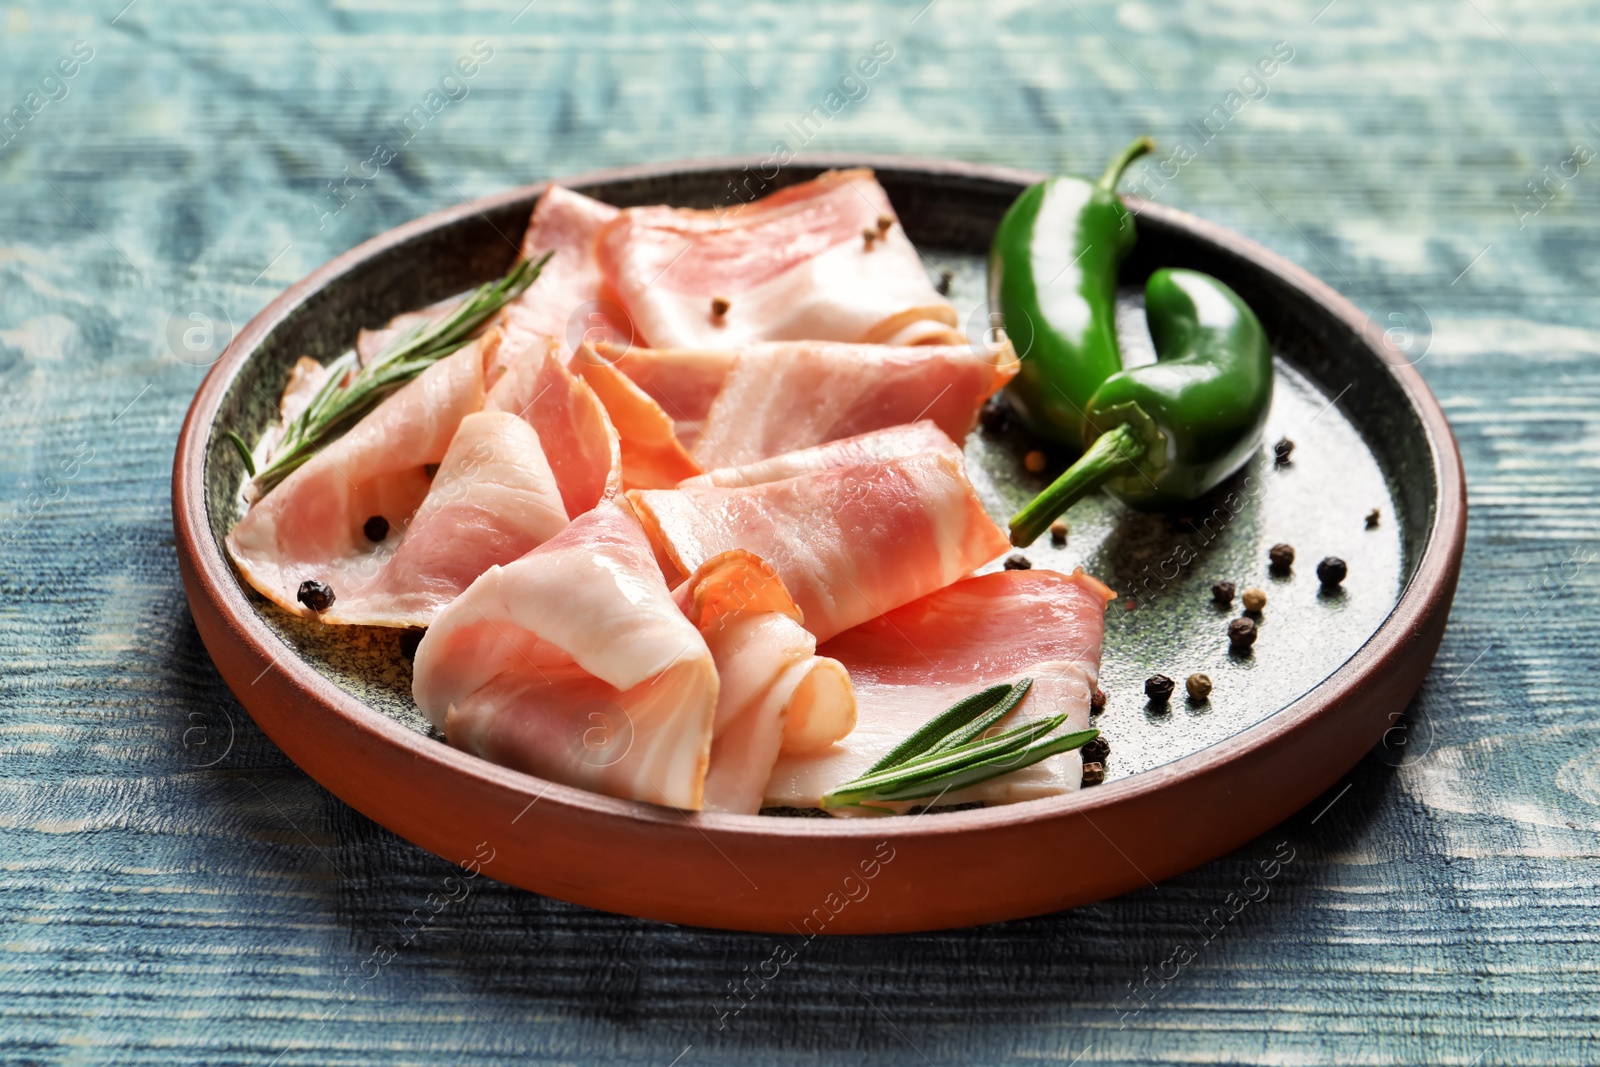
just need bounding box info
[607,344,733,425]
[483,330,621,517]
[765,569,1116,810]
[680,421,960,489]
[605,340,1015,469]
[691,341,1015,469]
[226,340,487,624]
[228,328,622,628]
[354,411,569,624]
[572,348,702,490]
[499,185,633,355]
[597,169,963,350]
[677,551,855,815]
[628,452,1011,643]
[413,501,719,810]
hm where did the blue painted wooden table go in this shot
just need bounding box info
[4,1,1598,1063]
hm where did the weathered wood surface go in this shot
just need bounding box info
[3,1,1599,1063]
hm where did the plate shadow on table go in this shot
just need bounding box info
[162,601,1426,1059]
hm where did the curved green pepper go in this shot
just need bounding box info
[987,136,1155,445]
[1009,268,1274,546]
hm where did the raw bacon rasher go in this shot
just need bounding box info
[482,330,620,517]
[412,500,719,810]
[681,340,1015,469]
[765,569,1115,810]
[677,550,855,814]
[226,328,621,628]
[628,451,1011,643]
[500,185,633,355]
[226,340,487,625]
[680,420,960,489]
[597,169,963,350]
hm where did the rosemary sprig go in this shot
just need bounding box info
[820,678,1099,810]
[929,677,1033,753]
[242,251,552,498]
[859,682,1013,777]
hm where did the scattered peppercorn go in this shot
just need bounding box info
[297,579,336,612]
[876,213,894,234]
[1211,581,1236,607]
[1317,556,1348,588]
[1049,519,1069,545]
[1366,508,1381,529]
[861,227,879,248]
[935,268,953,296]
[710,295,731,318]
[1145,674,1175,703]
[1274,437,1295,465]
[1003,554,1032,570]
[1081,735,1111,764]
[978,396,1008,432]
[1228,615,1257,652]
[1091,688,1107,712]
[399,629,425,660]
[1186,673,1213,701]
[1241,587,1267,613]
[363,515,390,542]
[1269,542,1295,574]
[1023,450,1047,473]
[1081,761,1106,786]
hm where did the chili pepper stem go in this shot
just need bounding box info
[1009,423,1144,546]
[1097,136,1157,193]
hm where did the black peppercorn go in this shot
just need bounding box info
[1003,554,1032,570]
[1081,761,1106,786]
[1269,543,1295,574]
[1317,556,1348,588]
[1274,437,1295,465]
[1081,735,1111,764]
[1211,581,1236,607]
[1365,508,1381,529]
[1228,615,1257,651]
[935,268,953,296]
[1145,674,1175,703]
[363,515,390,541]
[297,579,335,612]
[399,629,425,660]
[978,396,1008,432]
[1091,688,1107,712]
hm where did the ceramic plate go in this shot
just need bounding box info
[173,157,1465,933]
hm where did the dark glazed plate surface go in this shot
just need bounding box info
[173,157,1465,933]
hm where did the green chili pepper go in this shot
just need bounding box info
[1009,268,1274,547]
[986,136,1155,445]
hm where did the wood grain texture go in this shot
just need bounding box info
[2,0,1598,1063]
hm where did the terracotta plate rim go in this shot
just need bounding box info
[172,156,1465,891]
